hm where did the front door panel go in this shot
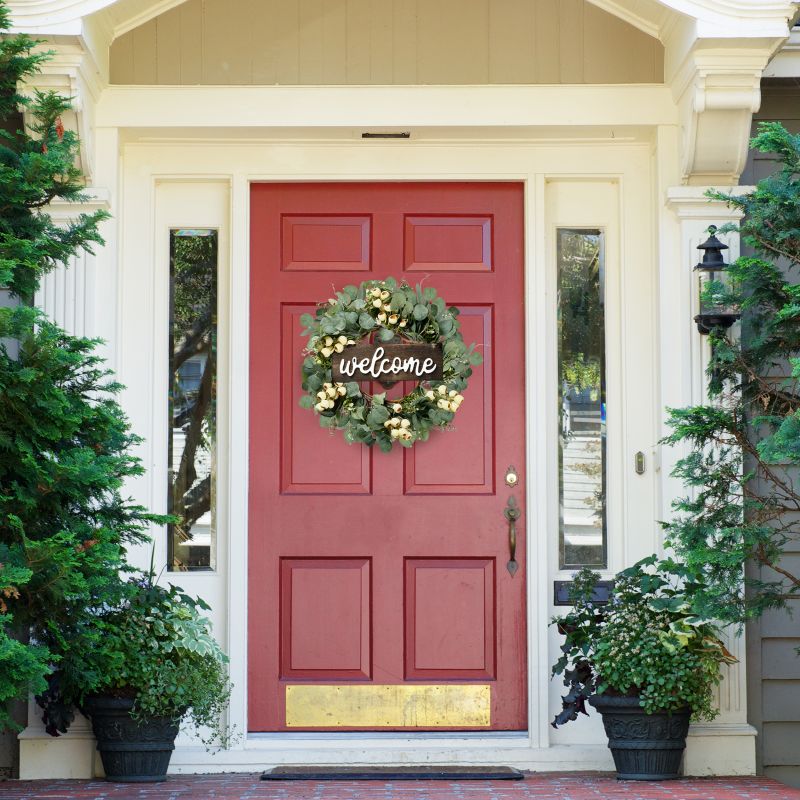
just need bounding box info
[249,182,527,731]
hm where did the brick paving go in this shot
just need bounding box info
[2,773,800,800]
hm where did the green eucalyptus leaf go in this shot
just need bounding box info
[412,304,429,321]
[367,404,390,427]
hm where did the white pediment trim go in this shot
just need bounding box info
[7,0,797,41]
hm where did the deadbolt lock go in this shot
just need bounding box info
[505,466,519,487]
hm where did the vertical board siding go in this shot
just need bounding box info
[110,0,663,85]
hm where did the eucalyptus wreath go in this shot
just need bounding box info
[299,278,482,451]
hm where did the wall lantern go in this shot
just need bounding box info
[693,225,741,335]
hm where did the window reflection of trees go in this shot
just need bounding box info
[168,230,217,571]
[557,229,607,569]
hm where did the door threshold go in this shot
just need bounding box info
[248,731,529,740]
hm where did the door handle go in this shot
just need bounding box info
[504,495,521,576]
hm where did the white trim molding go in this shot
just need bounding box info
[661,185,756,776]
[17,135,661,779]
[764,27,800,77]
[666,32,789,184]
[95,85,679,131]
[6,0,797,41]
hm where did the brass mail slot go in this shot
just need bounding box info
[285,684,491,728]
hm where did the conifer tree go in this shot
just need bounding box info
[663,122,800,625]
[0,2,160,733]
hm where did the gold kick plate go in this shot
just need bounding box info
[285,684,491,728]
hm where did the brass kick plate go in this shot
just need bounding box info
[285,684,491,728]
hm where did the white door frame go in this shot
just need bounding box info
[114,135,657,771]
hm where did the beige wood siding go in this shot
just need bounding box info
[110,0,663,85]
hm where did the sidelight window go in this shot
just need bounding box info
[557,228,607,569]
[168,229,218,571]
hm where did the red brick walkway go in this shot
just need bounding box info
[2,773,800,800]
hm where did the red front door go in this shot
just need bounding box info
[249,182,526,731]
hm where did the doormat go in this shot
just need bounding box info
[261,766,525,781]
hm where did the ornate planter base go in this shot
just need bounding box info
[588,695,691,780]
[83,696,180,782]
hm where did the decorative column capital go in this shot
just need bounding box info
[17,39,105,184]
[667,34,788,185]
[665,185,750,220]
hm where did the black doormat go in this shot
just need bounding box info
[262,766,525,781]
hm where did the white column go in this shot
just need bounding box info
[18,700,99,780]
[662,186,756,776]
[36,190,110,339]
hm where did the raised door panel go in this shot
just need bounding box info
[281,305,371,494]
[404,215,493,272]
[281,214,372,272]
[404,306,494,494]
[405,558,495,680]
[280,558,371,679]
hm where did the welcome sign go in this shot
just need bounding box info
[331,342,444,387]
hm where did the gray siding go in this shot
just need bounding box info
[742,80,800,789]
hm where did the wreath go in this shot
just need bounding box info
[299,278,482,451]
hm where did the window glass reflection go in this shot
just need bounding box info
[558,229,607,569]
[168,229,218,571]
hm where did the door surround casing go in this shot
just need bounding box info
[115,136,658,770]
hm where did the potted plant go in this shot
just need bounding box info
[551,556,735,780]
[61,571,234,782]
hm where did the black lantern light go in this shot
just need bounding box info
[693,225,741,335]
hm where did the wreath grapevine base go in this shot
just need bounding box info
[299,277,482,452]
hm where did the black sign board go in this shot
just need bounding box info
[331,343,444,387]
[553,580,615,606]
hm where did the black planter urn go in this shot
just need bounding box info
[83,696,180,782]
[588,695,691,780]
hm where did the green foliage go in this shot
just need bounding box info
[300,278,481,451]
[551,558,735,727]
[662,122,800,624]
[0,3,231,741]
[0,28,109,301]
[0,6,49,121]
[0,562,49,730]
[60,569,234,748]
[0,308,166,732]
[0,6,232,742]
[0,3,130,732]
